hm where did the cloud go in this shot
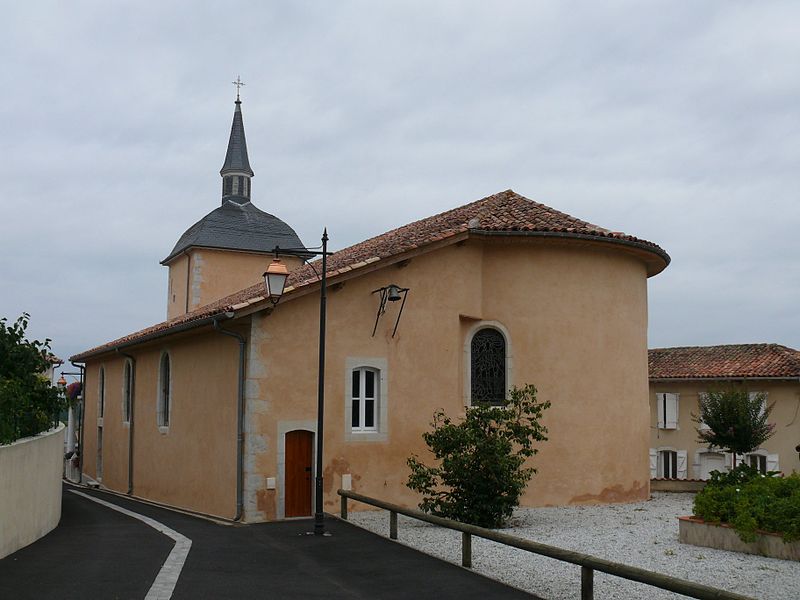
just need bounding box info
[1,1,798,365]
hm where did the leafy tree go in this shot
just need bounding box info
[693,386,775,467]
[406,384,550,528]
[0,313,65,444]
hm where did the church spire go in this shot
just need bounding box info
[220,77,254,204]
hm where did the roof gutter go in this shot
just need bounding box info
[212,318,246,522]
[71,311,236,362]
[70,360,86,485]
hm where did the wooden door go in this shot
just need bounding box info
[285,430,313,517]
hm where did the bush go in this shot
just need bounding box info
[0,314,65,444]
[406,384,550,528]
[693,465,800,543]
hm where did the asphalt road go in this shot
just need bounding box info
[0,484,539,599]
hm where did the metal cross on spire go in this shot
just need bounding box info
[232,75,245,101]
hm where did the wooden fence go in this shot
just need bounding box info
[338,489,756,600]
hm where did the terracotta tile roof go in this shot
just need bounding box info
[72,189,669,361]
[649,344,800,380]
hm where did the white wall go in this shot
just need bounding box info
[0,424,65,558]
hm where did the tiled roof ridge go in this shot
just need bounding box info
[74,189,668,360]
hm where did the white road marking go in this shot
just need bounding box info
[69,490,192,600]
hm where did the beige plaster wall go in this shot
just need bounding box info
[166,249,304,320]
[0,424,65,558]
[81,330,241,518]
[246,236,652,520]
[650,380,800,477]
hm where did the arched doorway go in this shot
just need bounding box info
[284,430,313,517]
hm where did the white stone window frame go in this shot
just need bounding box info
[344,357,388,442]
[121,358,133,427]
[156,350,172,433]
[463,321,513,407]
[97,365,106,427]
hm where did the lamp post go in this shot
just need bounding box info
[264,229,332,535]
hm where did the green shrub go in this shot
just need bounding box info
[406,384,550,528]
[0,314,65,444]
[693,465,800,543]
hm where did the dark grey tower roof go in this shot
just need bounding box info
[220,100,254,177]
[161,201,307,265]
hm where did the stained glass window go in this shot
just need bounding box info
[471,328,506,405]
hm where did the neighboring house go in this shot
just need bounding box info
[71,96,670,522]
[649,344,800,480]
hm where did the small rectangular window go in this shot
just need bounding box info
[657,393,678,429]
[658,450,678,478]
[351,399,360,428]
[352,370,360,398]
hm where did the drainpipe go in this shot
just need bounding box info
[116,349,136,495]
[70,361,85,484]
[213,315,246,522]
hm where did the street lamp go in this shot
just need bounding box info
[263,229,332,535]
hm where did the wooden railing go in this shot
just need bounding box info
[337,489,756,600]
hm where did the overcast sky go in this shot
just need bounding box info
[1,1,798,370]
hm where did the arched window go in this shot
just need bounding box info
[98,366,106,418]
[122,359,133,424]
[470,328,507,405]
[158,353,171,428]
[351,367,379,432]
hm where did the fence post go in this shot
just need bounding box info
[462,532,472,568]
[581,566,593,600]
[340,494,348,520]
[390,511,398,540]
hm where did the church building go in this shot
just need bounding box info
[72,95,670,521]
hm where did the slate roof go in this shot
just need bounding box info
[220,100,253,176]
[161,201,307,265]
[74,189,669,360]
[649,344,800,380]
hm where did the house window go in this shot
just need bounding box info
[656,393,678,429]
[351,367,378,432]
[98,367,105,419]
[658,450,678,479]
[122,359,132,424]
[748,391,768,417]
[157,352,171,429]
[470,328,506,405]
[748,454,767,474]
[344,357,388,441]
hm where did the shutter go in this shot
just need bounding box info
[677,450,688,479]
[665,394,679,429]
[649,449,657,479]
[656,394,665,428]
[767,454,779,473]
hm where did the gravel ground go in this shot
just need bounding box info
[348,493,797,600]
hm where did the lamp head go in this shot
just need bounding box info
[263,258,289,305]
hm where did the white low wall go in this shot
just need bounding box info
[0,424,65,559]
